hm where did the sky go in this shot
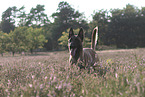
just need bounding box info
[0,0,145,21]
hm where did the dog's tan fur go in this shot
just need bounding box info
[68,27,99,69]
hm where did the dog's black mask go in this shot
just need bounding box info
[68,28,84,61]
[68,36,82,57]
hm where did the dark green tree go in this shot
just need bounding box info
[42,24,53,51]
[25,4,50,27]
[17,6,27,26]
[51,1,88,50]
[1,7,15,33]
[109,4,145,48]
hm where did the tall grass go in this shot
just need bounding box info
[0,49,145,97]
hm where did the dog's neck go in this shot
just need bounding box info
[79,47,83,61]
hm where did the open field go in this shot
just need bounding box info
[0,48,145,97]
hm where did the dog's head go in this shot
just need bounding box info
[68,28,84,63]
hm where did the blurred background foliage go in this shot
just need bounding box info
[0,1,145,55]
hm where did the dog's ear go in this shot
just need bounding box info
[78,28,84,41]
[68,28,74,39]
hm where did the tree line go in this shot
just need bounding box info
[0,27,46,56]
[0,1,145,56]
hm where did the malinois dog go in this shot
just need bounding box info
[68,27,99,69]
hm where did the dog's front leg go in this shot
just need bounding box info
[69,55,77,66]
[69,56,74,65]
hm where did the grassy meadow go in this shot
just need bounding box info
[0,48,145,97]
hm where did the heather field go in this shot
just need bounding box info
[0,48,145,97]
